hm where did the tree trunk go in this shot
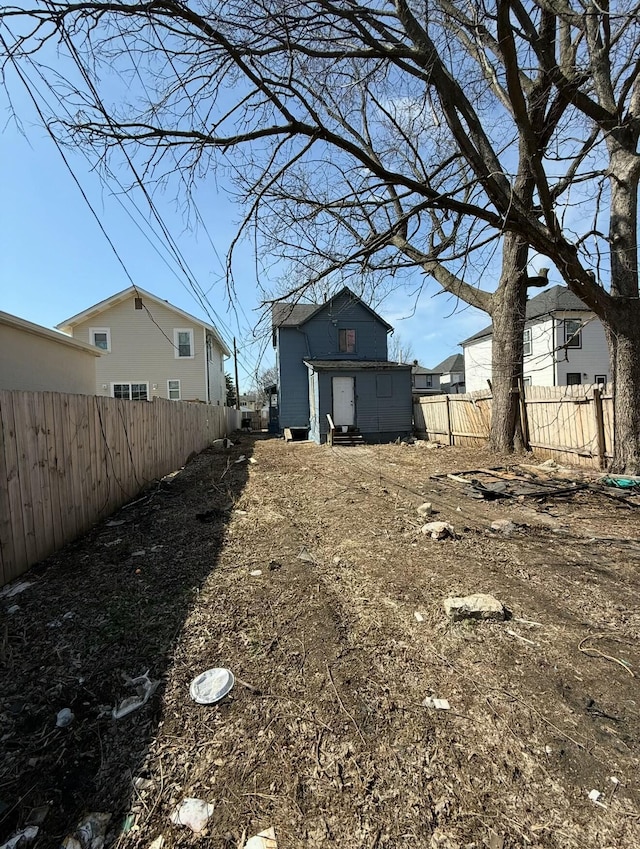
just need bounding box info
[605,146,640,472]
[488,231,529,453]
[605,301,640,473]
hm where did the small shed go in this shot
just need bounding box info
[304,359,413,444]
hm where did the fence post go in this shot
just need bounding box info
[517,379,530,450]
[445,396,453,446]
[593,386,606,469]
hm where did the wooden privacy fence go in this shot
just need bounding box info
[414,383,613,468]
[0,391,242,587]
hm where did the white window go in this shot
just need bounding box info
[167,379,181,400]
[173,328,194,358]
[522,376,532,386]
[90,327,111,351]
[564,319,582,349]
[595,374,607,385]
[523,328,532,357]
[112,382,149,401]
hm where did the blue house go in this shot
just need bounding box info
[272,287,412,444]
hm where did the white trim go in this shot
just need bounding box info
[204,328,210,403]
[173,327,194,359]
[56,285,231,356]
[523,327,532,357]
[111,381,149,401]
[167,379,181,400]
[90,326,111,352]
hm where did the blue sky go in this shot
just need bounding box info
[1,67,501,389]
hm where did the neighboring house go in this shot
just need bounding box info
[272,287,412,444]
[461,285,609,392]
[57,286,231,404]
[411,362,441,396]
[0,310,101,394]
[432,353,465,394]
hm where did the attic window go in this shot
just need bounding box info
[338,328,356,353]
[135,297,143,310]
[90,327,111,351]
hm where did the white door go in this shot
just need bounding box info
[332,376,355,426]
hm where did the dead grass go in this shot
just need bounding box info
[1,436,639,849]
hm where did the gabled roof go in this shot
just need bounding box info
[432,353,464,374]
[461,285,590,346]
[272,286,393,332]
[1,310,102,357]
[56,286,231,356]
[412,363,442,376]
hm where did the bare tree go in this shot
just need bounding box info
[2,0,639,468]
[389,335,415,365]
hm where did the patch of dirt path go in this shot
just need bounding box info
[1,437,639,849]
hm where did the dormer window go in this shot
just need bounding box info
[338,328,356,353]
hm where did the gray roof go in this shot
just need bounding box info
[412,363,442,375]
[461,285,589,346]
[271,286,393,332]
[272,302,319,327]
[304,359,411,371]
[431,353,464,373]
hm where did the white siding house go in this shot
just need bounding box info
[0,310,101,394]
[431,353,465,394]
[461,286,610,392]
[411,362,441,396]
[57,287,230,404]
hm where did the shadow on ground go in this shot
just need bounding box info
[0,435,257,847]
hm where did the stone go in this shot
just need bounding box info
[490,519,516,535]
[421,521,455,540]
[443,593,505,622]
[417,503,433,517]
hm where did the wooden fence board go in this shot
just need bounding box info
[0,390,241,587]
[414,383,615,466]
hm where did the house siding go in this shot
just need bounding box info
[277,326,312,428]
[0,323,98,394]
[463,337,493,392]
[464,310,610,389]
[316,368,412,441]
[554,311,609,385]
[71,295,222,401]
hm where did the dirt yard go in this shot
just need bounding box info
[1,436,639,849]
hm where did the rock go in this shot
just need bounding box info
[56,708,74,728]
[490,519,516,535]
[443,593,505,622]
[243,827,277,849]
[170,798,215,833]
[417,503,433,517]
[421,521,455,540]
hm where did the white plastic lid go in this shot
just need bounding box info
[189,668,235,704]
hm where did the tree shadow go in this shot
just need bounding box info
[0,436,256,847]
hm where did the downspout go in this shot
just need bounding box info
[551,316,557,386]
[204,328,211,403]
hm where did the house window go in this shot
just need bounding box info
[90,327,111,351]
[338,328,356,353]
[564,319,582,348]
[595,374,607,385]
[168,379,181,400]
[112,382,149,400]
[174,328,194,358]
[414,374,433,389]
[566,372,581,386]
[522,376,532,386]
[523,328,532,356]
[376,374,392,397]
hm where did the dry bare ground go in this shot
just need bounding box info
[1,435,639,849]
